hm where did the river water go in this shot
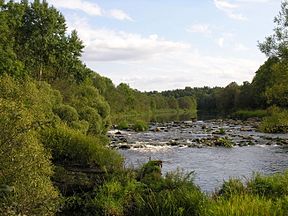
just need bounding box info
[111,120,288,193]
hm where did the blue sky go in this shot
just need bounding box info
[48,0,281,91]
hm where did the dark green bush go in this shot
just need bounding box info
[247,172,288,199]
[216,178,245,198]
[79,106,103,135]
[54,104,79,123]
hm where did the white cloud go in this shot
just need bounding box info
[186,24,212,34]
[68,20,190,61]
[213,0,247,21]
[49,0,133,21]
[214,0,238,10]
[217,37,225,47]
[107,9,133,21]
[49,0,102,16]
[66,17,263,91]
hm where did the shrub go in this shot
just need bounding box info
[232,109,268,120]
[0,98,60,215]
[132,120,148,132]
[54,104,79,123]
[41,125,123,170]
[259,107,288,133]
[247,171,288,199]
[79,106,103,135]
[117,120,129,130]
[216,178,246,198]
[71,120,90,134]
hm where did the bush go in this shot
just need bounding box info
[132,120,148,132]
[41,125,123,170]
[0,91,60,215]
[216,178,245,198]
[54,104,79,123]
[247,172,288,199]
[79,106,103,135]
[259,107,288,133]
[71,120,90,134]
[117,120,129,130]
[91,178,143,216]
[232,109,268,120]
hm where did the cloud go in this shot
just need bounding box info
[67,20,190,61]
[107,9,133,21]
[186,24,212,34]
[214,0,238,10]
[49,0,102,16]
[217,37,225,47]
[213,0,247,21]
[66,17,262,91]
[49,0,132,21]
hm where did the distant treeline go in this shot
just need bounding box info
[161,57,288,114]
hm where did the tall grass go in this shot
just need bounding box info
[259,108,288,133]
[41,124,123,170]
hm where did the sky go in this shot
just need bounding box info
[47,0,281,91]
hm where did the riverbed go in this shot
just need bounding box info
[109,120,288,192]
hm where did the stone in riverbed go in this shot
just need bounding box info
[118,144,131,149]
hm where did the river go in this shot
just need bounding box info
[109,119,288,193]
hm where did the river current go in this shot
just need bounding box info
[110,120,288,193]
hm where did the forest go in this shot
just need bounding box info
[1,0,288,215]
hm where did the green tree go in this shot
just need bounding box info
[258,1,288,59]
[0,75,60,215]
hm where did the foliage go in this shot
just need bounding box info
[132,120,149,132]
[117,120,129,130]
[232,109,268,120]
[206,194,285,216]
[134,168,207,216]
[0,76,60,215]
[215,137,234,148]
[41,125,123,170]
[259,106,288,133]
[54,104,79,124]
[216,178,246,198]
[258,0,288,59]
[247,171,288,199]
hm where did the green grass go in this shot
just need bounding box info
[232,109,268,120]
[259,109,288,133]
[41,124,123,170]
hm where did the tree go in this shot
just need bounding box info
[258,1,288,59]
[0,75,60,215]
[18,0,67,79]
[0,0,25,76]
